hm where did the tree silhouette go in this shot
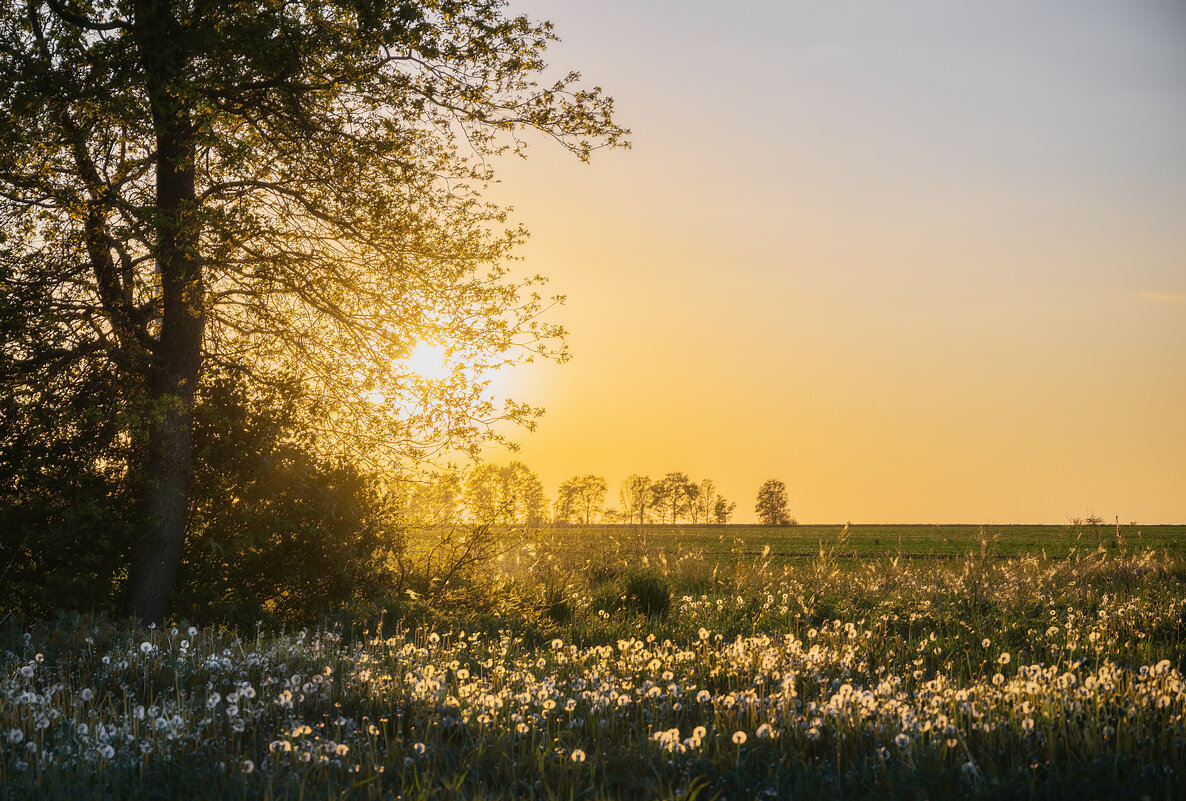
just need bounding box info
[755,480,793,526]
[0,1,625,622]
[692,478,716,523]
[649,472,699,525]
[464,462,547,526]
[619,474,651,524]
[712,496,737,524]
[555,474,607,524]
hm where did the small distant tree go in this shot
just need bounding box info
[553,480,579,525]
[404,471,463,525]
[755,480,793,526]
[575,475,608,523]
[464,462,546,525]
[554,475,606,524]
[693,478,716,524]
[650,472,699,525]
[712,496,737,524]
[619,474,652,524]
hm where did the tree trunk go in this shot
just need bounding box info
[126,391,194,624]
[125,0,203,625]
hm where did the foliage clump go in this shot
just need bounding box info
[622,569,673,618]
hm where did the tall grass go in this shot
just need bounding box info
[2,534,1183,799]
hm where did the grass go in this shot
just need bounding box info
[2,524,1184,799]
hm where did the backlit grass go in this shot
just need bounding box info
[3,531,1183,799]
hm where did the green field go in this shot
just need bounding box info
[535,521,1186,562]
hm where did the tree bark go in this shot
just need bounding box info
[125,0,204,625]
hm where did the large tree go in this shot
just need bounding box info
[0,0,625,623]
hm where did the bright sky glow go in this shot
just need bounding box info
[405,342,451,383]
[480,0,1185,523]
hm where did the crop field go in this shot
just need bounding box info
[3,524,1185,800]
[536,522,1186,562]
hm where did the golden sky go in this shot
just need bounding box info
[481,0,1186,523]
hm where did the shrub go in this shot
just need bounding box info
[623,569,671,618]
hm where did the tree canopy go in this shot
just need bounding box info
[0,0,626,622]
[755,479,793,526]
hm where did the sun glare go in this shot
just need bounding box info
[405,341,451,381]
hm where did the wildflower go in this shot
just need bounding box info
[413,742,426,755]
[962,761,979,778]
[693,726,707,740]
[188,626,197,637]
[696,690,711,703]
[732,731,747,745]
[97,744,115,759]
[335,744,349,756]
[698,628,710,641]
[806,726,820,741]
[981,638,991,648]
[756,723,772,739]
[570,749,586,763]
[140,642,153,655]
[1022,717,1035,733]
[242,760,254,774]
[895,733,911,749]
[19,665,34,678]
[207,693,221,709]
[270,741,292,752]
[6,728,24,744]
[998,652,1011,665]
[79,688,94,702]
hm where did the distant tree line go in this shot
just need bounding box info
[399,466,796,527]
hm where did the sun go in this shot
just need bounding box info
[404,341,451,381]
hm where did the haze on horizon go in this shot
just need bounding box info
[480,0,1185,524]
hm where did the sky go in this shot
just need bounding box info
[476,0,1186,524]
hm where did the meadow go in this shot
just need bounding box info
[3,523,1184,800]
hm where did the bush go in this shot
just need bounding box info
[176,371,391,627]
[623,569,671,618]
